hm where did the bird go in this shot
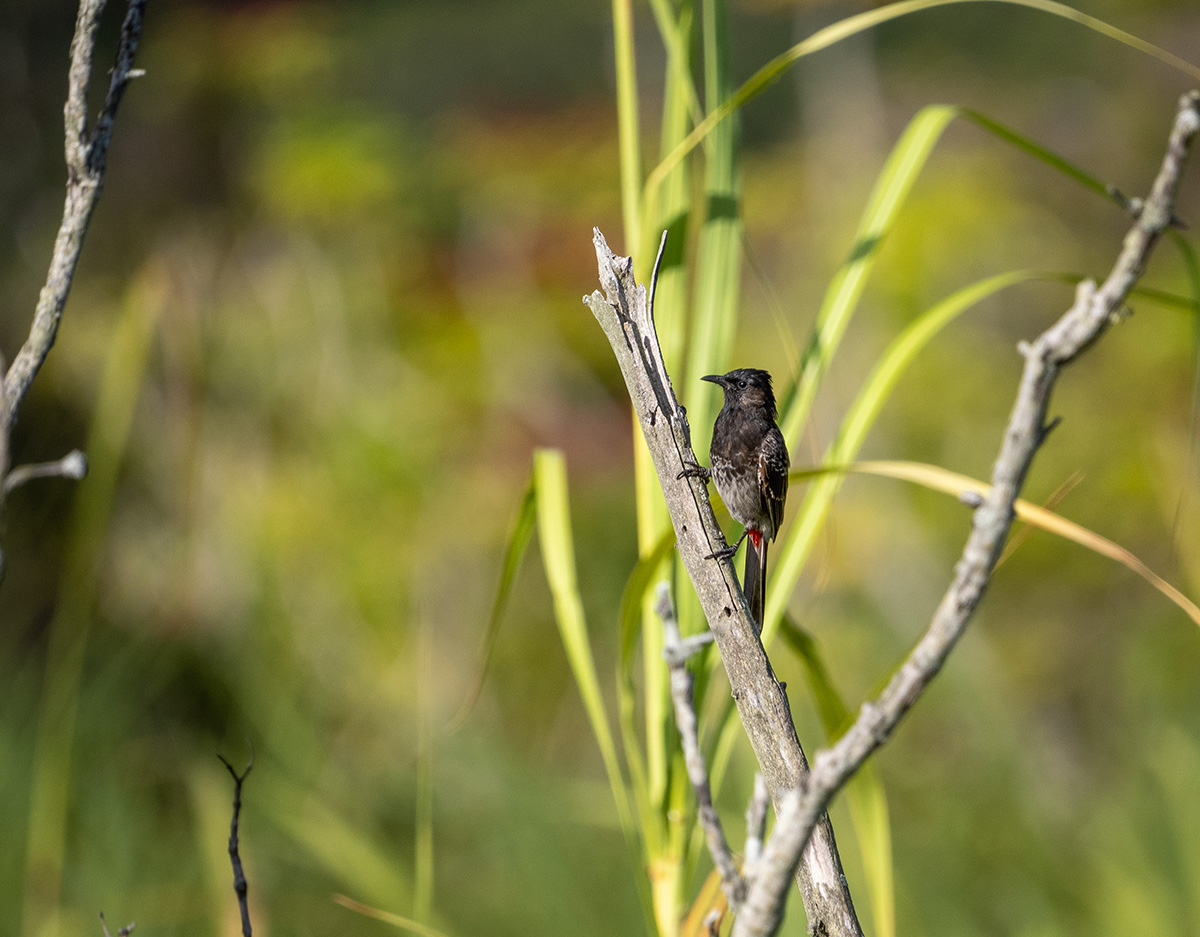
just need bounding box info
[683,368,789,630]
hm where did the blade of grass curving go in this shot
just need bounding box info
[778,102,1160,459]
[447,477,537,733]
[766,268,1053,636]
[1129,283,1200,311]
[645,0,1200,201]
[959,108,1114,203]
[533,449,637,834]
[779,104,959,448]
[791,460,1200,627]
[779,617,895,937]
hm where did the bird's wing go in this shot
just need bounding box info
[758,427,790,539]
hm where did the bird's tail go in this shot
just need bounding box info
[744,531,768,632]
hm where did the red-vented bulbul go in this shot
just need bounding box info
[683,368,789,630]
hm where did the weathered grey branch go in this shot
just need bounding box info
[3,0,147,429]
[657,583,744,910]
[584,232,863,937]
[731,89,1200,937]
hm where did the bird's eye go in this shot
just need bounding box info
[738,379,747,389]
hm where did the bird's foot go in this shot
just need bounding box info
[677,458,711,482]
[705,542,739,561]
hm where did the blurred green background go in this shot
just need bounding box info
[3,0,1200,935]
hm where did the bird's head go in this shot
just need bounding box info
[702,368,777,417]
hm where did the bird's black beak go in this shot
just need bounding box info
[701,374,724,387]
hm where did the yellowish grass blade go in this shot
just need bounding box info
[680,868,727,937]
[533,449,637,836]
[333,894,453,937]
[792,460,1200,628]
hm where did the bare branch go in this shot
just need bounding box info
[584,235,863,936]
[731,89,1200,937]
[3,0,148,429]
[657,583,744,910]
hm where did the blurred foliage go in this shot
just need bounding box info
[1,1,1199,936]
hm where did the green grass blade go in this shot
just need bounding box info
[792,459,1200,628]
[532,448,638,832]
[779,104,958,448]
[447,477,537,733]
[959,108,1115,203]
[779,617,895,937]
[778,101,1152,453]
[536,447,661,934]
[645,0,1200,200]
[1129,283,1200,312]
[765,269,1051,636]
[612,0,644,261]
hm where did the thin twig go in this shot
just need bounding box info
[731,89,1200,937]
[657,583,744,910]
[218,752,255,937]
[3,450,89,496]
